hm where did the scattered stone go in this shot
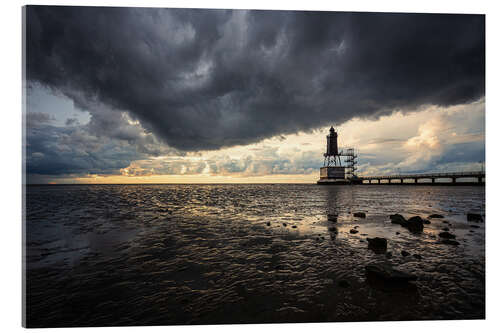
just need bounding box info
[467,213,483,222]
[401,250,410,257]
[390,214,407,226]
[328,227,338,233]
[367,237,387,253]
[266,222,271,226]
[292,225,297,229]
[439,231,456,239]
[361,233,368,236]
[354,226,359,229]
[359,239,365,243]
[413,254,422,259]
[470,224,480,229]
[428,214,444,218]
[423,219,431,225]
[350,229,359,234]
[442,227,449,231]
[385,251,392,259]
[406,216,424,233]
[441,239,460,246]
[338,280,350,288]
[354,212,366,218]
[395,232,400,235]
[442,220,449,224]
[283,223,287,227]
[365,264,417,287]
[469,230,474,233]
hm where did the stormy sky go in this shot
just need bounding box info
[24,6,485,183]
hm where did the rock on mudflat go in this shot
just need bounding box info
[354,212,366,218]
[338,280,350,288]
[406,216,425,233]
[428,214,444,218]
[441,239,460,246]
[367,237,387,253]
[401,250,410,257]
[413,254,422,259]
[350,229,359,234]
[442,227,449,231]
[467,213,483,222]
[470,224,480,229]
[365,264,417,286]
[439,231,456,239]
[390,214,407,225]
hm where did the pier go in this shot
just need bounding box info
[358,171,485,185]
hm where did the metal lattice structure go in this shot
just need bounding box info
[322,127,358,178]
[344,148,358,178]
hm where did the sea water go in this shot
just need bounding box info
[24,184,485,327]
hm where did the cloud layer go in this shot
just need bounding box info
[26,7,485,152]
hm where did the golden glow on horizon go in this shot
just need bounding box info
[70,172,318,184]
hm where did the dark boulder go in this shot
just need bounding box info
[442,227,449,231]
[423,219,431,224]
[354,212,366,218]
[338,280,350,288]
[367,237,387,253]
[266,222,271,226]
[470,224,480,229]
[467,213,483,222]
[407,216,424,233]
[413,254,422,259]
[401,250,410,257]
[292,225,297,229]
[283,223,287,227]
[350,229,359,234]
[439,231,456,239]
[441,239,460,246]
[390,214,407,226]
[428,214,444,218]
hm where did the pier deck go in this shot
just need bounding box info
[358,171,484,185]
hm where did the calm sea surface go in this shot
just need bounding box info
[25,184,485,327]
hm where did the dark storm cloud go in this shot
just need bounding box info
[26,6,484,151]
[26,124,149,176]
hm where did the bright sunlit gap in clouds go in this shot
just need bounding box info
[29,97,484,184]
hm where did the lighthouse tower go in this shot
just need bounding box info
[324,127,341,167]
[317,126,360,185]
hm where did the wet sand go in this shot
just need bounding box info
[25,184,485,327]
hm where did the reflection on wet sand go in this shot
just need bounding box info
[26,184,485,327]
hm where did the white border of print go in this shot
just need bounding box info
[2,1,498,333]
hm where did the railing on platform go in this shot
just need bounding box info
[359,171,484,180]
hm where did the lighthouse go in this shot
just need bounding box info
[317,127,360,185]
